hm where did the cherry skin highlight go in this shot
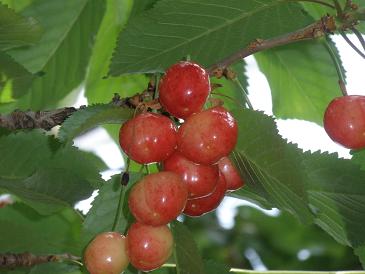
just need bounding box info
[126,222,173,272]
[163,151,218,198]
[159,61,210,119]
[128,171,188,226]
[177,106,238,165]
[218,156,244,191]
[184,172,227,217]
[84,232,129,274]
[119,112,177,164]
[324,95,365,149]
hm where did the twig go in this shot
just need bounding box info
[0,252,81,269]
[208,16,336,74]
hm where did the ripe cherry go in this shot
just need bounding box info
[159,61,210,119]
[218,156,244,191]
[163,151,218,198]
[183,173,227,217]
[119,112,177,164]
[177,106,238,165]
[84,232,129,274]
[126,222,173,272]
[324,95,365,149]
[128,171,188,226]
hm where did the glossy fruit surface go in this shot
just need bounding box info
[119,112,177,164]
[324,95,365,149]
[159,61,210,119]
[177,106,238,165]
[126,222,173,271]
[183,173,227,217]
[84,232,129,274]
[128,171,188,226]
[163,151,218,198]
[218,156,244,191]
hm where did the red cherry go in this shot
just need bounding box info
[183,173,227,217]
[218,156,244,191]
[84,232,129,274]
[177,106,238,165]
[159,61,210,119]
[163,151,218,198]
[119,112,177,164]
[126,222,173,272]
[324,95,365,149]
[128,171,188,226]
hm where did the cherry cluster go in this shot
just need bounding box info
[83,61,244,274]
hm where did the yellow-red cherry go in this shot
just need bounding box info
[324,95,365,149]
[128,171,188,226]
[159,61,210,119]
[84,232,129,274]
[177,106,238,165]
[119,112,177,164]
[126,222,173,272]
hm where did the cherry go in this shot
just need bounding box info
[183,173,227,217]
[128,171,188,226]
[159,61,210,119]
[218,156,244,191]
[84,232,129,274]
[324,95,365,149]
[163,151,218,198]
[126,222,173,272]
[177,106,238,165]
[119,112,177,164]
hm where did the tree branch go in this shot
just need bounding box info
[0,252,81,269]
[208,16,336,75]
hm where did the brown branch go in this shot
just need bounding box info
[208,15,336,75]
[0,252,81,269]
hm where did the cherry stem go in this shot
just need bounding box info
[211,92,246,108]
[145,164,150,174]
[332,0,344,15]
[339,30,365,59]
[153,73,161,100]
[112,182,126,231]
[324,37,348,95]
[233,78,254,110]
[351,27,365,52]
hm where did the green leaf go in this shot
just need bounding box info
[0,203,83,255]
[0,51,34,98]
[85,0,141,104]
[170,221,205,274]
[231,108,313,223]
[0,2,42,50]
[58,104,133,143]
[0,131,103,214]
[355,246,365,268]
[231,108,365,254]
[130,0,159,16]
[7,0,105,110]
[82,173,142,244]
[255,40,342,125]
[29,263,82,274]
[204,260,230,274]
[0,0,33,12]
[110,0,313,75]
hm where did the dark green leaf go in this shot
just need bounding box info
[29,263,82,274]
[7,0,105,110]
[0,0,33,12]
[82,173,142,244]
[110,0,313,75]
[231,108,365,254]
[355,246,365,268]
[204,260,230,274]
[0,2,42,50]
[58,104,133,143]
[0,203,83,255]
[0,51,34,98]
[130,0,159,16]
[170,221,205,274]
[255,40,342,125]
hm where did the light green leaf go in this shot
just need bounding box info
[170,221,206,274]
[0,2,42,50]
[0,203,83,255]
[0,0,33,12]
[7,0,105,110]
[255,40,342,124]
[58,104,133,143]
[110,0,313,75]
